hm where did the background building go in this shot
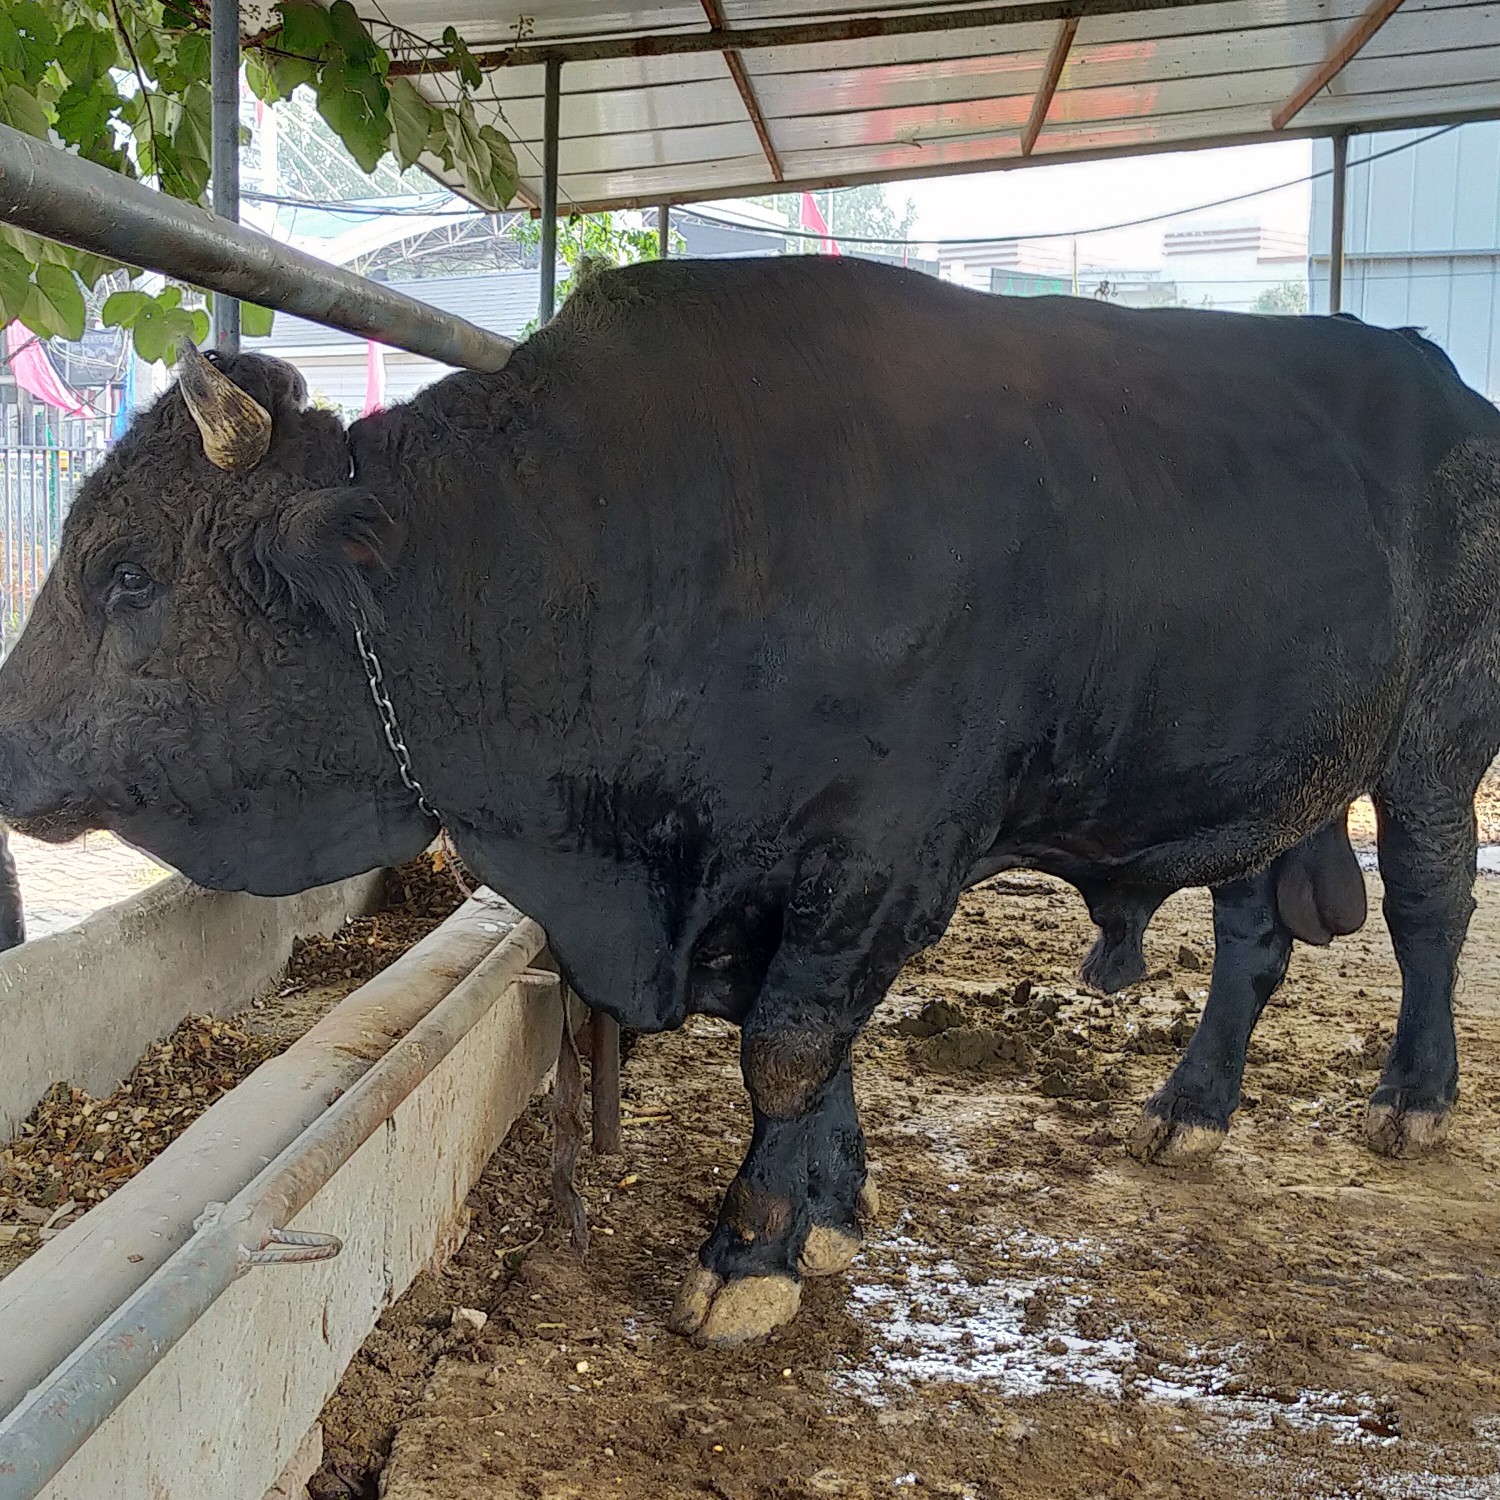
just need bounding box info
[1310,123,1500,401]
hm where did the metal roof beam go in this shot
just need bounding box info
[1271,0,1407,130]
[700,0,784,181]
[387,0,1230,75]
[0,122,515,372]
[1021,16,1078,156]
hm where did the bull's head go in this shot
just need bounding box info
[0,346,435,894]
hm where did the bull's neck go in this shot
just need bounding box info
[355,497,603,828]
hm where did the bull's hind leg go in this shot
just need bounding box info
[1366,775,1483,1156]
[1129,868,1292,1166]
[1129,817,1366,1166]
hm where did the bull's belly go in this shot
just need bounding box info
[969,765,1367,893]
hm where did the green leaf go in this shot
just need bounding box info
[445,101,505,210]
[0,82,51,139]
[0,2,58,89]
[244,50,281,102]
[278,0,336,58]
[155,29,209,92]
[442,25,482,91]
[57,24,119,88]
[68,251,120,291]
[239,301,273,337]
[28,263,86,341]
[133,23,161,73]
[175,82,212,159]
[267,49,318,97]
[425,112,452,169]
[479,123,517,208]
[131,299,168,363]
[102,288,152,328]
[54,80,116,148]
[244,50,272,99]
[328,1,378,66]
[316,60,389,173]
[0,241,31,324]
[387,77,435,170]
[118,294,209,364]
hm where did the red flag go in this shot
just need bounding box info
[362,339,386,416]
[5,324,94,415]
[800,192,840,256]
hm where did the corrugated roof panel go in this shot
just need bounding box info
[387,0,1500,211]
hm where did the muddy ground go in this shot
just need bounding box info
[308,848,1500,1500]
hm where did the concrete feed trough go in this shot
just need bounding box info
[0,876,564,1500]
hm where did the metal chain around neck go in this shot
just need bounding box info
[351,619,478,901]
[353,618,439,822]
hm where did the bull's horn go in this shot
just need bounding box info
[175,339,273,472]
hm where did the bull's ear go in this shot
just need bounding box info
[238,486,404,625]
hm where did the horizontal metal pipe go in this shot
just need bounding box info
[0,124,515,372]
[0,913,551,1500]
[389,0,1227,71]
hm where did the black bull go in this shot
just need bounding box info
[1,257,1497,1346]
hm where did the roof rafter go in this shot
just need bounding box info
[1021,16,1079,156]
[699,0,784,181]
[1271,0,1407,130]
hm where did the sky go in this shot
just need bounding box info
[893,139,1315,269]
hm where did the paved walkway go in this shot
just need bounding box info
[9,831,171,940]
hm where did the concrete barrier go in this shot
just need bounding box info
[0,899,558,1500]
[0,870,385,1138]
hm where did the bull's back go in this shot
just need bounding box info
[478,259,1500,862]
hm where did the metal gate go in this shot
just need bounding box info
[0,443,90,653]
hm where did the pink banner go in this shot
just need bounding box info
[800,192,840,256]
[5,324,94,416]
[362,339,386,416]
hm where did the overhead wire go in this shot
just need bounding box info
[242,125,1459,246]
[676,126,1461,248]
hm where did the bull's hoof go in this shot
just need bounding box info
[799,1225,861,1277]
[669,1265,802,1348]
[1128,1107,1226,1166]
[668,1263,725,1336]
[1365,1093,1452,1158]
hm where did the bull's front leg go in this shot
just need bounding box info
[668,1018,876,1348]
[0,827,23,952]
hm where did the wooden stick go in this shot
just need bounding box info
[590,1012,622,1154]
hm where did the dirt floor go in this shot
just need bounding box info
[312,856,1500,1500]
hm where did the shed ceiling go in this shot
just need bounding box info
[377,0,1500,212]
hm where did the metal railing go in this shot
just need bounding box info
[1,444,92,653]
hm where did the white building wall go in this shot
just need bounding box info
[1310,125,1500,402]
[1166,248,1306,312]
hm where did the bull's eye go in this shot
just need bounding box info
[108,562,159,611]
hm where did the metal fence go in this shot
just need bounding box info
[1,444,93,653]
